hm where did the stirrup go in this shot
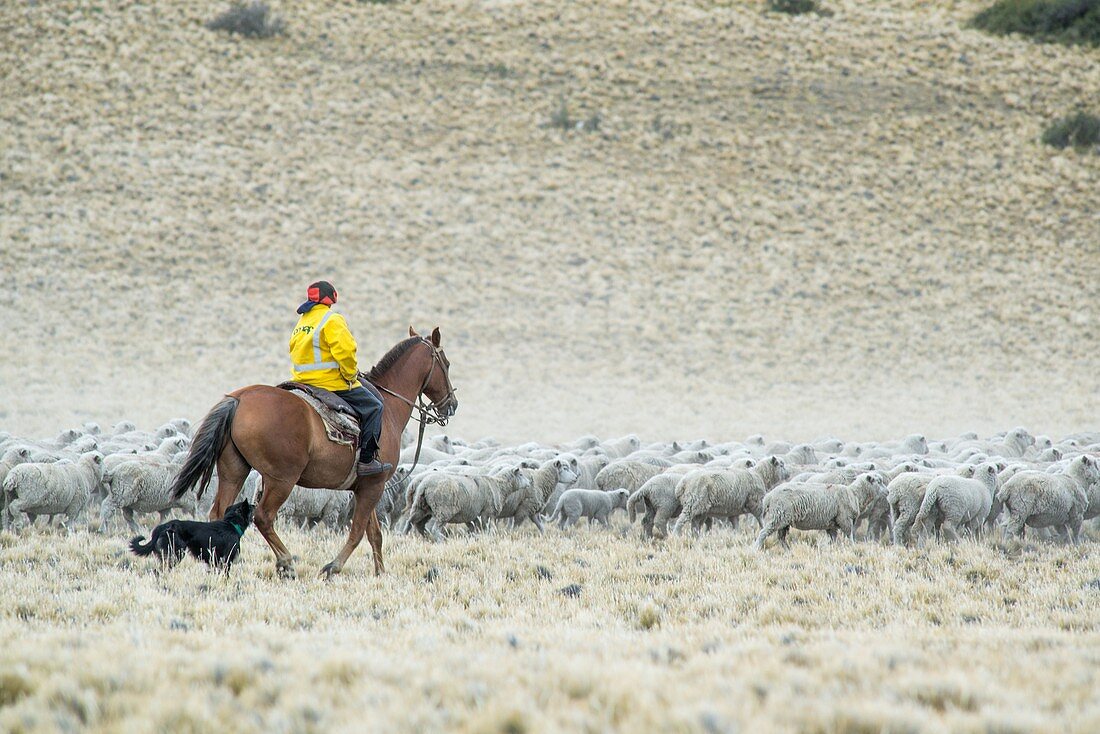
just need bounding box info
[356,459,392,477]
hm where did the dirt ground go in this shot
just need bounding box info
[1,0,1097,444]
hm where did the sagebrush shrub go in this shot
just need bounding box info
[206,2,286,39]
[1042,111,1100,150]
[971,0,1100,46]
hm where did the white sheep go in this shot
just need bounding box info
[103,435,189,476]
[755,474,885,550]
[398,444,457,467]
[3,453,104,530]
[626,471,688,539]
[595,460,666,494]
[112,421,137,435]
[550,488,630,529]
[498,455,580,532]
[913,464,998,541]
[278,486,354,531]
[601,435,642,459]
[888,471,946,546]
[98,459,198,533]
[997,456,1096,543]
[405,466,530,539]
[784,444,818,466]
[672,456,789,535]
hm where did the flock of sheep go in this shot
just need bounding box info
[2,422,1099,550]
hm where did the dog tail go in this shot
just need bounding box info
[170,396,239,501]
[129,531,158,557]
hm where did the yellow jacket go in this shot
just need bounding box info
[288,305,361,392]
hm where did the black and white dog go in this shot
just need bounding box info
[130,500,254,573]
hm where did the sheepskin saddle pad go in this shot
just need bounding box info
[275,382,360,449]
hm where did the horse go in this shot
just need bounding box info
[169,326,457,578]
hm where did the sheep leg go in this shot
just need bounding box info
[98,498,118,534]
[6,499,26,531]
[777,527,790,548]
[942,520,961,542]
[838,516,855,542]
[754,523,775,550]
[531,513,546,534]
[893,508,916,546]
[597,512,610,528]
[562,513,578,529]
[1068,517,1083,545]
[426,517,445,542]
[122,508,141,535]
[1003,515,1026,540]
[641,508,656,538]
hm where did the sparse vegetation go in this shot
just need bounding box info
[0,525,1097,730]
[544,97,601,133]
[206,1,286,39]
[1042,111,1100,149]
[768,0,832,16]
[971,0,1100,46]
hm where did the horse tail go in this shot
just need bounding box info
[170,396,239,501]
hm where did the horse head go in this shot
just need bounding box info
[409,326,458,420]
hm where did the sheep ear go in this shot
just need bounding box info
[770,457,778,465]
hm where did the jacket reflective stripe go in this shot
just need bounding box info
[292,310,340,372]
[292,361,341,371]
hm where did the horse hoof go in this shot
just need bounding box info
[320,562,341,580]
[276,563,297,580]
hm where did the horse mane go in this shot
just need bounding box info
[366,337,422,381]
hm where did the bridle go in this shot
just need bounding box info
[359,337,457,473]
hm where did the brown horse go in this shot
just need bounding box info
[169,327,457,578]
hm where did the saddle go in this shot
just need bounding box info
[276,381,381,450]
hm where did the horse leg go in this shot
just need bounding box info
[321,478,384,579]
[253,477,297,578]
[208,443,251,520]
[366,510,385,575]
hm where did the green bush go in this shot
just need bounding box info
[206,2,286,39]
[971,0,1100,46]
[1042,111,1100,150]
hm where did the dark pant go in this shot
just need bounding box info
[334,386,384,463]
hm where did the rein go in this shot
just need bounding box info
[360,338,456,475]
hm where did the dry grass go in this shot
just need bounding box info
[1,521,1099,732]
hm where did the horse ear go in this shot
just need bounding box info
[431,327,441,347]
[409,326,418,337]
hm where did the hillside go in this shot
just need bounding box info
[1,0,1098,442]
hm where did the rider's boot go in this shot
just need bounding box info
[356,458,393,477]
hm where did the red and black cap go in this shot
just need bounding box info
[298,281,338,313]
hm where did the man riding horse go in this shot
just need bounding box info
[289,281,392,477]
